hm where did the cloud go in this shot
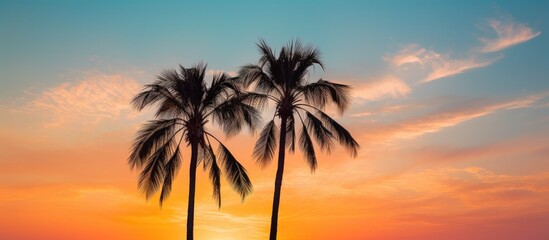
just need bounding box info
[168,205,267,239]
[385,16,540,83]
[385,44,441,67]
[281,163,549,205]
[386,44,497,83]
[480,18,541,53]
[351,104,412,118]
[206,69,237,77]
[409,135,549,165]
[28,71,141,127]
[254,153,549,239]
[365,94,543,142]
[424,56,496,83]
[352,75,411,102]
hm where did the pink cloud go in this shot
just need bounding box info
[481,19,541,53]
[352,75,411,102]
[29,72,141,127]
[351,104,413,118]
[386,44,497,83]
[258,155,549,239]
[409,135,549,165]
[424,57,496,83]
[360,94,543,142]
[385,44,440,67]
[206,69,237,77]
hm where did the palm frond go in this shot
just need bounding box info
[285,115,296,152]
[299,126,317,172]
[129,119,179,170]
[240,92,270,110]
[253,120,278,167]
[196,141,209,166]
[317,110,360,157]
[305,111,335,153]
[206,143,222,207]
[210,95,263,136]
[203,73,238,110]
[217,142,253,200]
[240,102,263,132]
[294,44,324,81]
[179,63,207,107]
[138,141,174,199]
[131,83,186,114]
[211,100,245,136]
[154,96,181,118]
[299,79,351,114]
[238,64,281,96]
[131,85,163,111]
[257,39,277,68]
[159,147,181,206]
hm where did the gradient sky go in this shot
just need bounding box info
[1,1,548,239]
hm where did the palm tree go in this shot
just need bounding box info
[238,40,360,240]
[128,63,264,240]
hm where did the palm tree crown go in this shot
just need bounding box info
[129,63,266,239]
[238,39,360,240]
[240,40,359,170]
[128,63,261,206]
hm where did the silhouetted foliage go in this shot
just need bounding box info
[238,39,360,240]
[128,63,260,239]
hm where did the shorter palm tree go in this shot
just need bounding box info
[128,63,264,240]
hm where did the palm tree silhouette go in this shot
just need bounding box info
[238,40,360,240]
[128,63,263,240]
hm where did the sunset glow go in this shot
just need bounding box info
[1,1,548,240]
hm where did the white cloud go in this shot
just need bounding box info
[481,18,541,53]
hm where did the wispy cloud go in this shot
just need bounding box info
[168,205,267,238]
[351,104,413,118]
[28,71,141,127]
[424,56,496,83]
[386,44,497,83]
[386,44,440,67]
[481,18,541,53]
[386,14,540,83]
[409,135,549,165]
[352,75,411,102]
[257,158,549,239]
[206,69,237,77]
[280,163,549,205]
[364,94,543,142]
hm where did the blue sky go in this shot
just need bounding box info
[1,1,547,96]
[1,0,547,167]
[1,1,547,161]
[0,2,548,239]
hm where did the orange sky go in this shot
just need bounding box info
[1,1,549,239]
[0,70,548,240]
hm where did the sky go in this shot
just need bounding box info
[0,1,548,239]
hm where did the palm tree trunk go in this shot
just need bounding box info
[186,141,199,240]
[269,116,288,240]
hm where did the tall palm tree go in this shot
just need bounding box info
[128,63,264,240]
[238,40,360,240]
